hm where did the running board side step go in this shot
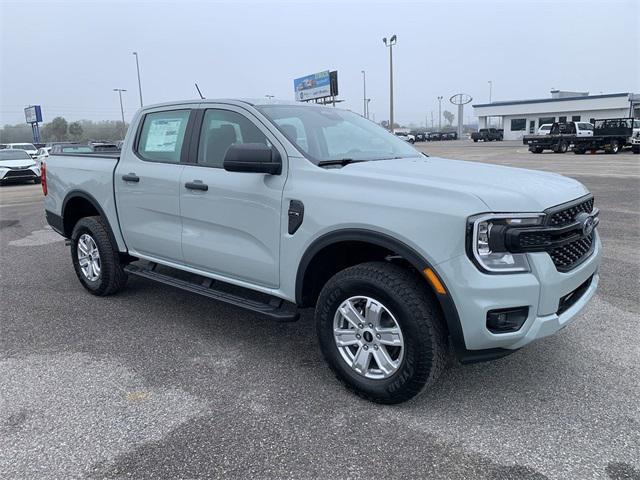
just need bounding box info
[124,264,300,322]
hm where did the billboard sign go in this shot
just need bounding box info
[294,70,332,101]
[25,105,43,124]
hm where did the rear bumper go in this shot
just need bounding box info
[436,231,601,354]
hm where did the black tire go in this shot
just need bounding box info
[530,147,543,154]
[409,139,415,144]
[606,139,620,154]
[33,177,41,184]
[315,261,448,404]
[71,216,127,296]
[473,139,478,142]
[573,148,585,154]
[554,141,568,153]
[632,146,640,154]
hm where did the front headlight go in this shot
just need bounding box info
[467,213,544,273]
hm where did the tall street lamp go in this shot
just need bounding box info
[437,96,443,131]
[133,52,143,107]
[113,88,127,140]
[361,70,367,118]
[382,35,397,131]
[488,80,492,103]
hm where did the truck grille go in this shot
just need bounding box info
[549,233,594,271]
[548,197,594,227]
[3,169,36,179]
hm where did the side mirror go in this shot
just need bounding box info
[223,143,282,175]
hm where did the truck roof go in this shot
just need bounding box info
[138,98,323,111]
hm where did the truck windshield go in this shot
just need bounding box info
[257,105,419,164]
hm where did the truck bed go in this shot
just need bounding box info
[44,153,126,249]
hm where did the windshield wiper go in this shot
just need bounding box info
[317,158,366,167]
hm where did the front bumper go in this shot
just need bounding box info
[0,166,40,182]
[436,230,601,352]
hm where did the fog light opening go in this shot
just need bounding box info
[486,307,529,333]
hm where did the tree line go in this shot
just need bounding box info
[0,117,129,144]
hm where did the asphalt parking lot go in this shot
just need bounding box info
[1,141,639,479]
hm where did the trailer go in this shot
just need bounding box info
[522,122,592,153]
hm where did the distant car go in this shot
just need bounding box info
[35,147,50,162]
[394,132,415,144]
[427,132,442,141]
[441,132,458,140]
[537,124,553,135]
[410,131,427,142]
[0,142,39,158]
[0,149,41,184]
[471,128,503,142]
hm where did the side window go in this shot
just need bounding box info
[198,109,270,168]
[137,110,190,163]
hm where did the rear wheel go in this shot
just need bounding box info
[606,139,620,154]
[573,147,585,154]
[315,261,448,404]
[71,216,128,296]
[531,147,543,154]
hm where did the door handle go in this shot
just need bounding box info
[185,181,208,191]
[122,173,140,183]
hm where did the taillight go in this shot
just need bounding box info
[41,162,47,196]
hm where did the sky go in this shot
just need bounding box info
[1,0,638,126]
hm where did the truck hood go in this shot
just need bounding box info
[344,156,588,212]
[0,160,37,169]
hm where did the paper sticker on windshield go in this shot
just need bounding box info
[145,119,183,152]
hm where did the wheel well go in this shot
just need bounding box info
[63,196,100,237]
[298,240,421,308]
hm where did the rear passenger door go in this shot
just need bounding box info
[116,106,196,263]
[179,105,286,288]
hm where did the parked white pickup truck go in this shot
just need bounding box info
[42,99,601,403]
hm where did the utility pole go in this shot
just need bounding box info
[113,88,127,140]
[382,35,397,131]
[488,80,492,103]
[437,96,443,131]
[132,52,143,107]
[361,70,367,118]
[430,111,434,128]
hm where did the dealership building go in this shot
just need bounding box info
[473,91,639,140]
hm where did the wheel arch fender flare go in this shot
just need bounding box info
[61,190,121,250]
[294,228,469,355]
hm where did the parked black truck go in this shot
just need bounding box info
[471,128,503,142]
[522,122,593,154]
[572,118,640,154]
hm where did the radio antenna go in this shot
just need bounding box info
[195,83,205,99]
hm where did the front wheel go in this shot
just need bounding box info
[315,262,448,404]
[71,216,128,296]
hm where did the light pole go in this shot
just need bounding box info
[113,88,127,140]
[366,98,371,119]
[488,80,492,103]
[382,35,397,131]
[437,96,443,131]
[361,70,367,118]
[132,52,143,107]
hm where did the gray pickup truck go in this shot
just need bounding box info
[43,99,601,403]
